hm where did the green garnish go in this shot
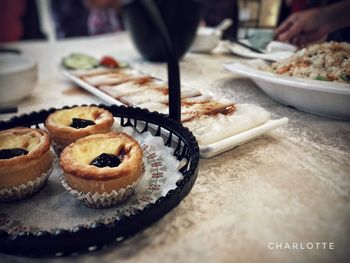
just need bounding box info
[118,61,130,68]
[63,53,99,70]
[340,74,350,83]
[315,76,329,81]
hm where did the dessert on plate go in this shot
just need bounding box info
[60,132,143,208]
[0,127,54,201]
[45,106,114,152]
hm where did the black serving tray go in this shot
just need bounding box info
[0,104,199,256]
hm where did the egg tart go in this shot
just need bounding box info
[60,132,143,207]
[0,127,54,201]
[45,106,114,152]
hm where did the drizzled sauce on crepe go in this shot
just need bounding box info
[182,105,236,122]
[163,100,236,122]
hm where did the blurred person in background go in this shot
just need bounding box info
[0,0,123,42]
[202,0,239,40]
[51,0,123,39]
[1,0,239,42]
[51,0,89,39]
[85,0,123,35]
[276,0,350,46]
[85,0,238,38]
[0,0,45,43]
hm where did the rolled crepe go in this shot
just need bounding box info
[83,69,147,86]
[100,79,201,105]
[183,103,270,146]
[139,95,234,122]
[99,78,166,98]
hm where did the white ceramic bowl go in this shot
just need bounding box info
[225,60,350,120]
[0,54,37,104]
[190,27,221,53]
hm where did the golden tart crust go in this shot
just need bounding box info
[0,127,54,188]
[45,106,114,148]
[60,132,143,194]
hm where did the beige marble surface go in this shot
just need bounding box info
[0,33,349,263]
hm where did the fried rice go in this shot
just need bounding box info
[270,42,350,84]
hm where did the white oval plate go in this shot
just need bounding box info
[223,41,295,61]
[224,60,350,120]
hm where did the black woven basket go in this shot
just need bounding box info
[0,104,199,256]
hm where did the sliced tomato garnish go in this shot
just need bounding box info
[100,56,119,68]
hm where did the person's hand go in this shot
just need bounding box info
[275,7,330,47]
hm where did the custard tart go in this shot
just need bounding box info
[45,106,114,151]
[60,132,143,195]
[0,127,54,201]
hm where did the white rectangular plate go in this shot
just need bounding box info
[199,118,288,158]
[61,70,124,106]
[62,68,288,158]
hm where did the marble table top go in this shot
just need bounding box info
[0,33,349,263]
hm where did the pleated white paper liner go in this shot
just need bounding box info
[58,122,182,209]
[60,175,141,209]
[51,141,66,156]
[0,162,54,202]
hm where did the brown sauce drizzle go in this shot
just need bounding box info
[154,87,169,95]
[180,100,209,107]
[163,97,208,107]
[133,76,153,85]
[182,105,236,123]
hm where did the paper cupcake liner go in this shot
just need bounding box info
[0,164,54,202]
[60,174,141,209]
[52,141,66,156]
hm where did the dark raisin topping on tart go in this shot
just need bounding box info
[70,118,96,129]
[90,153,121,168]
[0,148,29,159]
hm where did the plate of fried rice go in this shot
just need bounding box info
[225,42,350,120]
